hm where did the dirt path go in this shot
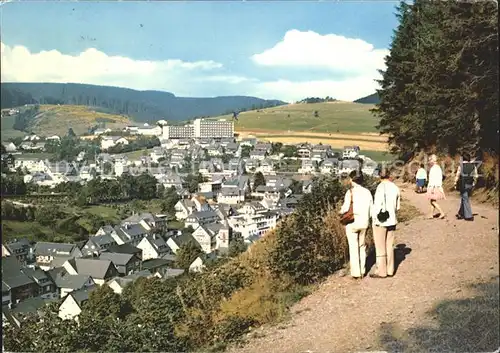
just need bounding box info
[229,184,499,353]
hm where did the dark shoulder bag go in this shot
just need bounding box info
[340,188,354,226]
[377,183,390,222]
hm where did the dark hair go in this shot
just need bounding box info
[350,169,364,184]
[379,169,391,179]
[420,163,425,168]
[340,172,350,181]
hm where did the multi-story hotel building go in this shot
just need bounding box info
[193,118,234,139]
[162,119,234,140]
[162,124,195,139]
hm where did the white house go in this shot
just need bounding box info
[150,147,165,163]
[46,135,61,141]
[320,158,340,175]
[137,125,162,136]
[297,144,311,158]
[249,150,267,161]
[58,286,96,321]
[1,142,17,152]
[342,146,360,159]
[362,159,377,176]
[298,159,316,174]
[228,207,278,242]
[189,253,217,273]
[94,128,112,136]
[52,273,95,299]
[136,235,171,261]
[62,258,118,286]
[114,160,129,177]
[244,159,259,173]
[101,136,129,150]
[185,210,220,229]
[174,199,196,220]
[339,159,361,175]
[191,223,230,254]
[217,188,244,205]
[107,270,152,294]
[256,159,275,174]
[14,158,45,173]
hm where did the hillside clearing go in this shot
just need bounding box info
[1,105,137,139]
[217,102,378,134]
[33,105,134,136]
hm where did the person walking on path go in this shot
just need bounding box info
[370,170,401,279]
[339,171,373,280]
[415,163,427,193]
[426,154,446,219]
[454,153,479,221]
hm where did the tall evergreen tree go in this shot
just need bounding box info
[373,1,498,158]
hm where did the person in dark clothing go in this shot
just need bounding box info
[454,153,479,221]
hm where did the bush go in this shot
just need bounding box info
[268,176,347,285]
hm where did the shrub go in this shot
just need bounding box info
[269,178,343,285]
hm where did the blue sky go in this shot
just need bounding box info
[1,1,400,102]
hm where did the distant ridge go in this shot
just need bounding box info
[354,93,380,104]
[1,82,286,122]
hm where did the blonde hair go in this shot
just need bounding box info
[429,154,438,163]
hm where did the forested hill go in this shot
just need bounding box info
[1,83,286,122]
[354,93,380,104]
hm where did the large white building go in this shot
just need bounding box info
[162,118,233,140]
[162,124,195,139]
[193,118,233,139]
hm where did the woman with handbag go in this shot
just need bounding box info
[426,154,446,219]
[371,170,401,279]
[339,170,373,280]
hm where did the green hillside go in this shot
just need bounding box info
[1,104,135,139]
[218,101,378,134]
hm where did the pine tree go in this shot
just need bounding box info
[373,1,498,157]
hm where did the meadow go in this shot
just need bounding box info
[218,101,379,134]
[217,101,390,157]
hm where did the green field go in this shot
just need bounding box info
[1,115,26,140]
[120,148,154,159]
[217,102,378,134]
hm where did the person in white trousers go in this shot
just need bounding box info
[371,170,401,278]
[340,171,373,279]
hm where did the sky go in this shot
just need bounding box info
[1,1,400,103]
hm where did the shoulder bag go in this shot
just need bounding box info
[340,188,355,226]
[377,183,390,223]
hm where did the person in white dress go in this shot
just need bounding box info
[426,154,446,219]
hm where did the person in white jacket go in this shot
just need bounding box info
[339,170,373,279]
[426,154,446,219]
[371,170,401,278]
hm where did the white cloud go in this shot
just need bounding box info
[253,76,381,103]
[0,42,225,93]
[251,29,388,76]
[1,31,387,103]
